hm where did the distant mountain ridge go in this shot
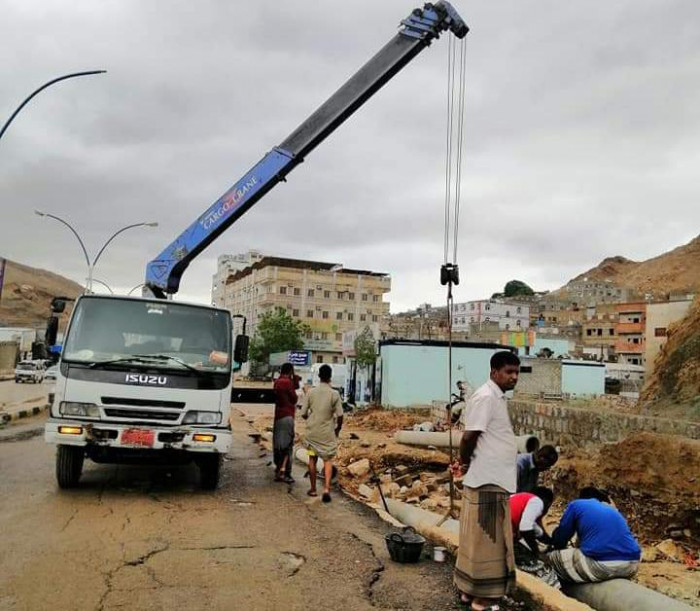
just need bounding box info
[564,234,700,295]
[0,259,82,329]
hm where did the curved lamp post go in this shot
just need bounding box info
[0,71,106,144]
[127,283,146,296]
[35,210,157,292]
[91,279,114,294]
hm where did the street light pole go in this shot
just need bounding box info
[0,71,106,144]
[35,211,157,292]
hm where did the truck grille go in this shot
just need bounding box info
[102,397,185,409]
[103,408,180,422]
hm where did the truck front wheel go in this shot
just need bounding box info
[56,445,84,488]
[197,454,222,490]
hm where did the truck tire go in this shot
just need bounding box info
[56,445,84,489]
[197,454,222,490]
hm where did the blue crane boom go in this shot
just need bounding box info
[145,2,468,298]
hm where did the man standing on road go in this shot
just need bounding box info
[453,351,520,610]
[300,364,343,503]
[516,445,559,493]
[273,362,298,484]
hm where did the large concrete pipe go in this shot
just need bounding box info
[394,430,540,453]
[564,579,693,611]
[294,447,337,480]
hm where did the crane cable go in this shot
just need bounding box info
[440,33,468,523]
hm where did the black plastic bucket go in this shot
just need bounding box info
[384,526,426,563]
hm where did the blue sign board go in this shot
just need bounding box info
[288,351,311,367]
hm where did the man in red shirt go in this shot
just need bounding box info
[510,486,554,560]
[273,363,298,483]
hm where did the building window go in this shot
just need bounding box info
[505,324,511,330]
[505,311,510,318]
[279,286,287,295]
[335,333,342,341]
[294,287,300,296]
[316,355,324,364]
[654,327,667,337]
[360,314,366,322]
[336,312,343,320]
[470,303,475,310]
[484,316,490,322]
[516,319,521,327]
[485,304,491,311]
[516,307,522,314]
[307,289,315,297]
[597,329,603,336]
[520,366,533,373]
[349,292,355,300]
[633,338,640,344]
[324,290,330,298]
[307,310,314,318]
[348,313,354,321]
[633,317,640,323]
[373,295,379,302]
[609,329,614,336]
[470,317,475,323]
[305,331,313,339]
[372,315,378,322]
[362,294,368,301]
[332,356,339,364]
[292,309,299,317]
[321,332,328,340]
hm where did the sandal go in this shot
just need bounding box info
[307,490,318,497]
[322,492,331,503]
[283,475,295,484]
[470,604,500,611]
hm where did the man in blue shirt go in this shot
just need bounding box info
[548,487,641,583]
[516,445,558,493]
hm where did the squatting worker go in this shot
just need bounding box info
[453,350,520,611]
[548,487,641,583]
[272,363,298,484]
[300,364,343,503]
[516,444,559,493]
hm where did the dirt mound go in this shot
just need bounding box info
[348,407,429,433]
[0,259,82,329]
[642,296,700,407]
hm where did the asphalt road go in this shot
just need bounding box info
[0,378,52,410]
[0,411,464,611]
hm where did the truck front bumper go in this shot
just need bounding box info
[45,419,232,454]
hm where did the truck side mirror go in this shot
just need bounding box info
[50,298,67,314]
[234,335,249,364]
[45,316,59,346]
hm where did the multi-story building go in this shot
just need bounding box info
[644,297,694,370]
[581,302,618,360]
[211,251,263,308]
[563,278,635,304]
[614,302,647,366]
[452,300,530,332]
[221,256,391,364]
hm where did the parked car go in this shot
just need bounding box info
[14,361,45,384]
[44,365,58,382]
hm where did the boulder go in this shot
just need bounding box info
[656,539,685,562]
[347,458,371,477]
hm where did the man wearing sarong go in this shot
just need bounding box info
[273,363,298,484]
[454,351,520,611]
[300,364,343,503]
[548,487,641,583]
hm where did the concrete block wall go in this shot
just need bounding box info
[516,358,562,395]
[0,341,19,374]
[509,400,700,446]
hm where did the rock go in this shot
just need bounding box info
[412,421,435,432]
[385,483,401,498]
[360,441,372,448]
[656,539,685,562]
[434,471,451,484]
[438,497,452,508]
[347,458,371,477]
[394,474,414,487]
[641,547,660,563]
[406,496,421,504]
[349,433,360,440]
[427,445,438,451]
[683,529,692,538]
[419,473,433,482]
[377,443,387,449]
[358,484,374,500]
[395,465,409,474]
[410,481,429,498]
[420,498,439,511]
[379,474,392,484]
[426,481,439,492]
[669,530,684,541]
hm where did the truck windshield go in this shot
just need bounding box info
[62,297,232,373]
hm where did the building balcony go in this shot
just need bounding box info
[616,322,644,334]
[614,340,645,354]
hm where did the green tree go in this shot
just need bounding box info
[503,280,535,298]
[354,326,377,370]
[249,308,309,365]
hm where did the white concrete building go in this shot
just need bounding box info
[452,300,529,332]
[211,251,263,307]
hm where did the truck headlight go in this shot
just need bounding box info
[182,411,222,425]
[59,402,100,418]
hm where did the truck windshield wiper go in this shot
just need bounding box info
[88,356,153,369]
[132,354,204,375]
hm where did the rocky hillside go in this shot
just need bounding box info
[0,259,82,329]
[566,234,700,295]
[642,295,700,408]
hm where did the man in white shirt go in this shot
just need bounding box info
[453,351,520,611]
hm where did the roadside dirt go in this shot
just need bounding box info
[252,407,700,607]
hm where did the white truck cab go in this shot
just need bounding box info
[45,294,240,490]
[15,360,45,384]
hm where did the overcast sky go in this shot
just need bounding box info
[2,0,698,312]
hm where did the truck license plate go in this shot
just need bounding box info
[121,428,155,447]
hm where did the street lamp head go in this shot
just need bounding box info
[34,210,46,217]
[145,222,158,227]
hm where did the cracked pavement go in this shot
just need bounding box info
[0,410,462,610]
